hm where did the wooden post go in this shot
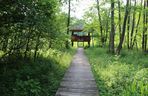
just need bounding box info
[71,31,73,47]
[88,32,90,47]
[83,42,84,47]
[83,32,84,47]
[92,32,94,47]
[72,41,73,46]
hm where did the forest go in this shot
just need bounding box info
[0,0,147,96]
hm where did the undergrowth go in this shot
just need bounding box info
[0,48,75,96]
[85,47,148,96]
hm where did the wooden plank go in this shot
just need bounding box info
[56,48,99,96]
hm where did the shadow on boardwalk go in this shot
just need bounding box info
[56,48,99,96]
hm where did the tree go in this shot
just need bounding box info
[130,0,137,49]
[127,0,131,49]
[132,0,143,48]
[0,0,67,61]
[109,0,115,54]
[116,0,130,54]
[118,0,122,41]
[96,0,104,47]
[67,0,71,35]
[142,0,148,52]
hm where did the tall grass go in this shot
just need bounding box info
[85,47,148,96]
[0,48,75,96]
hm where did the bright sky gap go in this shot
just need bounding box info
[61,0,135,19]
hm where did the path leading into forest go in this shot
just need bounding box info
[56,48,98,96]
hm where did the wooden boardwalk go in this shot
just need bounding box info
[56,48,98,96]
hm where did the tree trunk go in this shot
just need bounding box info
[66,0,71,48]
[96,0,104,47]
[127,14,130,49]
[130,1,136,49]
[116,0,129,55]
[132,0,142,48]
[142,0,148,52]
[146,0,148,51]
[24,28,31,59]
[109,0,115,54]
[105,10,110,46]
[67,0,71,35]
[127,0,131,49]
[34,31,41,61]
[118,0,122,41]
[24,37,30,58]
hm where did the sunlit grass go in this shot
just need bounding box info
[85,47,148,96]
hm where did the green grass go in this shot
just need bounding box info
[0,48,75,96]
[85,47,148,96]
